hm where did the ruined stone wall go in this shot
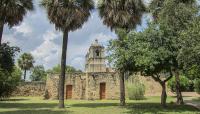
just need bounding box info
[45,72,120,100]
[45,74,59,99]
[86,72,120,100]
[12,82,46,97]
[65,73,86,100]
[45,73,86,100]
[45,72,172,100]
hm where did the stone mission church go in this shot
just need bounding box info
[46,40,120,100]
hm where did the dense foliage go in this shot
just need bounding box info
[168,76,193,92]
[47,64,82,74]
[194,80,200,93]
[0,43,21,99]
[30,65,47,81]
[17,53,34,81]
[98,0,146,30]
[108,0,200,107]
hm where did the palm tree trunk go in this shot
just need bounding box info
[120,71,125,106]
[58,30,68,108]
[0,22,4,45]
[24,69,27,81]
[174,69,184,105]
[161,82,167,107]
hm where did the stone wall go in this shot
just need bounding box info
[86,72,120,100]
[65,73,86,100]
[45,74,59,99]
[46,73,86,100]
[45,72,120,100]
[45,73,169,100]
[12,82,45,97]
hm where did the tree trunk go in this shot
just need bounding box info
[58,31,68,108]
[119,71,125,106]
[161,82,167,107]
[174,69,184,105]
[24,69,27,81]
[0,22,4,45]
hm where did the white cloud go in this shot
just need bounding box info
[70,57,85,71]
[13,22,33,36]
[91,33,116,45]
[31,30,61,69]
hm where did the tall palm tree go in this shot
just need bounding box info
[17,53,34,81]
[0,0,34,44]
[41,0,94,108]
[98,0,145,106]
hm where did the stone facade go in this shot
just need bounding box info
[86,72,120,100]
[12,82,45,97]
[45,40,120,100]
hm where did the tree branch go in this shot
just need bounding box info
[151,74,163,85]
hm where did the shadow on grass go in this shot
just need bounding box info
[71,103,119,108]
[72,102,199,113]
[192,97,200,102]
[0,109,72,114]
[0,102,57,109]
[125,103,199,114]
[0,98,29,101]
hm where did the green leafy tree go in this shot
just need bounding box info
[0,43,20,99]
[194,80,200,94]
[30,65,47,81]
[47,64,82,74]
[0,66,22,99]
[0,0,34,44]
[178,17,200,74]
[17,53,34,81]
[126,25,174,107]
[178,17,200,94]
[149,0,198,105]
[98,0,146,106]
[0,43,20,71]
[41,0,94,108]
[168,75,193,92]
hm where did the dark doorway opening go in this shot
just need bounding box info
[66,85,72,99]
[100,83,106,100]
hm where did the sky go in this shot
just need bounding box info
[2,0,151,71]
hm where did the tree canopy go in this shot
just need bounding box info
[17,53,34,80]
[30,65,47,81]
[0,43,21,99]
[47,64,82,74]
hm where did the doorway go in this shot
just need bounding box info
[100,83,106,100]
[66,85,72,99]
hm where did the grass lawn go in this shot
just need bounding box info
[0,96,199,114]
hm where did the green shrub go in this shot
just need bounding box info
[194,79,200,94]
[0,67,21,99]
[127,81,145,100]
[168,76,193,92]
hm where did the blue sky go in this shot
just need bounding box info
[2,0,151,71]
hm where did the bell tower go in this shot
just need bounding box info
[85,39,107,73]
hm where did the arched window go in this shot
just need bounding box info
[96,50,100,57]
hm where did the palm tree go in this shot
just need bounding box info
[0,0,34,44]
[41,0,94,108]
[98,0,145,106]
[17,53,34,81]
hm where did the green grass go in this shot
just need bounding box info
[0,97,199,114]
